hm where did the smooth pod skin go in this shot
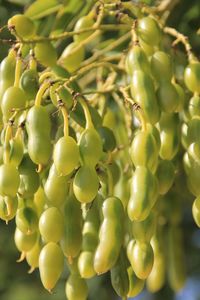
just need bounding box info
[8,14,35,38]
[59,42,85,73]
[151,51,173,82]
[79,128,102,166]
[127,239,154,279]
[0,195,18,222]
[14,227,37,252]
[7,132,24,167]
[184,62,200,93]
[74,15,95,42]
[167,226,186,292]
[127,266,144,298]
[39,242,64,292]
[159,113,179,160]
[53,136,79,176]
[187,117,200,145]
[44,164,69,207]
[132,212,156,243]
[65,274,88,300]
[20,69,39,100]
[128,166,158,221]
[192,196,200,227]
[1,86,27,120]
[26,240,42,272]
[35,42,57,67]
[61,194,82,259]
[157,81,179,113]
[0,164,20,197]
[156,160,175,195]
[16,206,38,235]
[73,165,99,203]
[33,187,47,217]
[26,106,52,165]
[130,130,158,172]
[131,70,160,124]
[110,249,129,298]
[173,82,185,113]
[94,197,124,274]
[0,51,16,83]
[97,126,116,152]
[189,95,200,117]
[137,16,161,47]
[126,44,150,75]
[39,207,64,243]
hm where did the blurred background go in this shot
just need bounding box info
[0,0,200,299]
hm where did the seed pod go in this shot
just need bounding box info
[0,164,20,197]
[65,273,88,300]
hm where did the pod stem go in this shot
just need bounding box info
[57,96,69,137]
[14,47,22,88]
[39,72,55,84]
[75,94,93,129]
[35,81,50,106]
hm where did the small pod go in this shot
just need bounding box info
[65,273,88,300]
[16,206,38,235]
[127,266,144,298]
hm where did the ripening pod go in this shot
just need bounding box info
[26,240,42,273]
[20,69,39,101]
[130,130,158,172]
[128,166,158,222]
[34,42,57,67]
[39,207,64,243]
[156,160,175,195]
[1,86,27,120]
[125,44,150,75]
[127,266,145,298]
[79,128,102,167]
[0,164,20,197]
[39,242,64,292]
[0,50,16,84]
[127,239,154,280]
[53,136,79,176]
[59,42,85,73]
[33,187,47,217]
[136,16,161,47]
[73,165,99,203]
[0,195,18,222]
[78,252,95,279]
[14,227,37,253]
[65,274,88,300]
[184,61,200,93]
[157,81,179,113]
[132,212,156,243]
[192,196,200,227]
[189,95,200,118]
[151,51,173,82]
[8,14,35,38]
[16,206,38,235]
[74,15,95,42]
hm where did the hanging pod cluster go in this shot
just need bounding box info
[0,0,199,299]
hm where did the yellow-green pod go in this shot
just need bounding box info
[0,50,16,85]
[35,41,57,67]
[74,15,95,42]
[187,117,200,145]
[114,173,130,209]
[26,106,52,165]
[8,14,35,38]
[130,129,158,172]
[137,16,161,47]
[173,82,185,113]
[73,165,99,203]
[20,69,39,101]
[94,197,124,274]
[39,206,64,243]
[184,155,200,196]
[189,95,200,118]
[0,164,20,197]
[127,239,154,280]
[39,242,64,292]
[53,136,80,176]
[131,70,160,124]
[33,186,47,216]
[184,61,200,93]
[16,206,38,235]
[132,211,156,243]
[127,266,145,298]
[65,274,88,300]
[192,196,200,227]
[26,239,42,273]
[44,164,69,207]
[0,195,18,222]
[156,160,175,195]
[125,44,150,75]
[6,130,24,167]
[59,42,85,73]
[181,123,190,150]
[14,227,37,253]
[157,81,179,113]
[128,166,158,221]
[167,226,186,292]
[61,194,82,259]
[151,51,173,82]
[146,123,161,150]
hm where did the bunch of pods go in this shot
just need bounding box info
[0,0,199,299]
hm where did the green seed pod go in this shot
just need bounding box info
[33,186,47,216]
[14,227,37,253]
[74,15,95,42]
[26,239,42,273]
[97,126,116,152]
[0,164,20,197]
[53,136,79,176]
[0,195,18,222]
[128,166,158,221]
[26,106,52,165]
[173,82,185,113]
[156,160,175,195]
[157,81,179,113]
[59,42,85,73]
[39,207,64,243]
[94,197,124,274]
[16,206,38,235]
[79,128,102,167]
[61,194,82,259]
[127,239,154,280]
[146,123,161,150]
[20,69,39,101]
[130,129,158,172]
[1,86,27,120]
[65,274,88,300]
[39,242,64,292]
[187,117,200,144]
[0,50,16,83]
[151,51,173,82]
[35,42,57,67]
[6,130,24,167]
[44,164,69,207]
[184,62,200,93]
[137,16,161,47]
[8,14,35,38]
[73,165,99,203]
[127,266,144,298]
[189,95,200,118]
[132,212,156,243]
[125,44,150,75]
